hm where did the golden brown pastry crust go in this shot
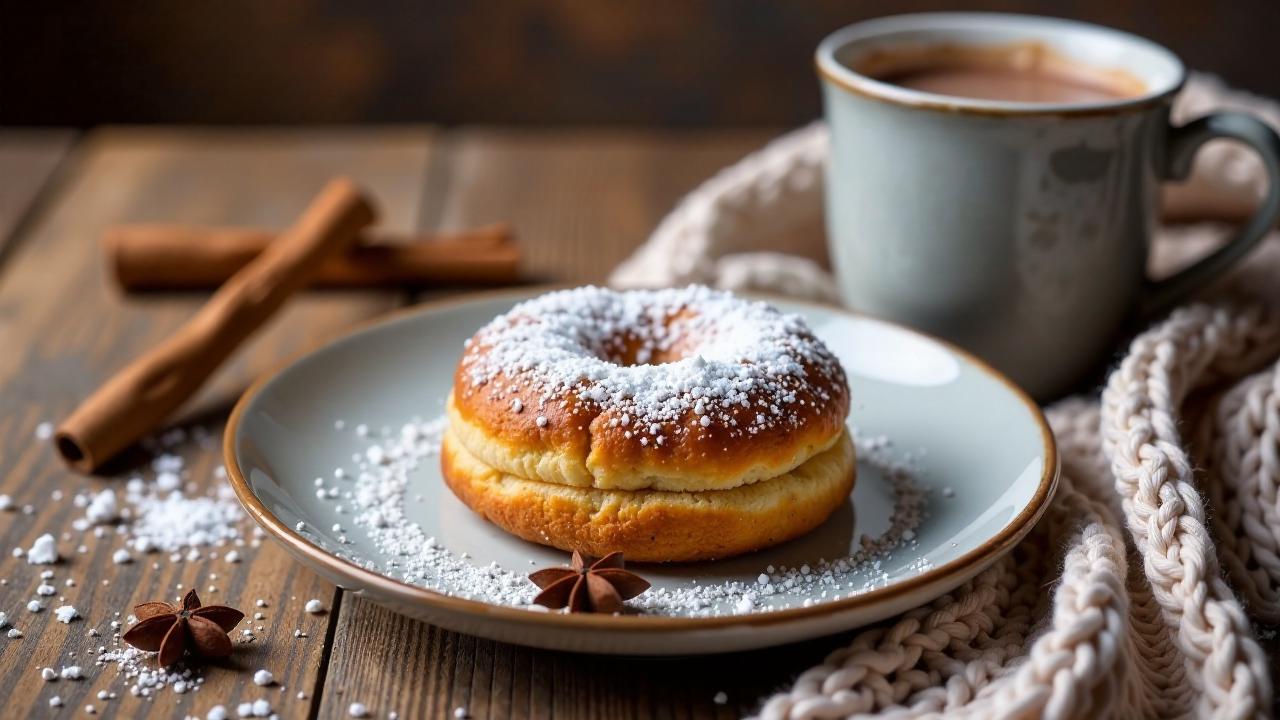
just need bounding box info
[446,391,845,492]
[441,425,856,562]
[450,288,849,492]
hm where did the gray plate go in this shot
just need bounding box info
[226,289,1057,654]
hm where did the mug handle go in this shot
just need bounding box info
[1141,112,1280,315]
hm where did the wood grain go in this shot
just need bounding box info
[436,128,774,283]
[321,596,856,720]
[0,127,434,719]
[15,126,1269,720]
[318,129,779,720]
[0,129,76,256]
[9,1,1280,126]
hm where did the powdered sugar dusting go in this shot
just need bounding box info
[317,416,928,617]
[124,482,243,553]
[6,424,262,710]
[459,286,845,441]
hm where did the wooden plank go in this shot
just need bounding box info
[435,128,777,283]
[0,127,435,719]
[325,597,853,720]
[0,129,76,255]
[318,129,786,720]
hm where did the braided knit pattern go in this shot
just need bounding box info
[609,74,1280,718]
[1101,305,1280,718]
[753,310,1278,720]
[1198,363,1280,624]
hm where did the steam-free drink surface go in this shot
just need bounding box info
[882,65,1136,103]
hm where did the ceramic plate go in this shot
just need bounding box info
[225,289,1057,655]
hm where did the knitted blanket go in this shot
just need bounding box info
[612,75,1280,719]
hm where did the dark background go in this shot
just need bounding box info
[3,0,1277,127]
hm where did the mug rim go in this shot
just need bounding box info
[816,12,1187,116]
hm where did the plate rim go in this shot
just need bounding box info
[224,286,1059,632]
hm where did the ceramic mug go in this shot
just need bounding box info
[817,13,1280,399]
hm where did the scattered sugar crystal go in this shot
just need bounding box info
[942,486,955,497]
[7,628,22,638]
[0,612,7,628]
[85,489,118,524]
[41,667,57,681]
[49,696,62,707]
[155,471,181,492]
[60,665,83,680]
[252,699,271,717]
[510,399,523,413]
[37,583,55,596]
[253,670,274,686]
[55,605,79,623]
[225,550,241,563]
[128,488,242,553]
[304,599,326,614]
[461,287,842,444]
[27,534,59,564]
[35,421,54,439]
[336,402,926,617]
[237,703,252,717]
[713,691,728,705]
[453,707,468,719]
[0,495,11,511]
[536,416,548,427]
[349,703,369,718]
[27,600,42,613]
[208,707,228,720]
[112,549,132,565]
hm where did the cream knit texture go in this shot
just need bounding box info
[612,74,1280,718]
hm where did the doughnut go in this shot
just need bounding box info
[442,286,855,561]
[441,424,855,562]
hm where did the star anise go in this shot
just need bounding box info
[528,551,651,613]
[121,589,244,665]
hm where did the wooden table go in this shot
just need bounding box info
[5,126,1280,719]
[0,126,873,719]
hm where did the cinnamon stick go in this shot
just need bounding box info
[105,223,519,290]
[56,178,376,472]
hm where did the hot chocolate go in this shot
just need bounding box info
[857,42,1145,103]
